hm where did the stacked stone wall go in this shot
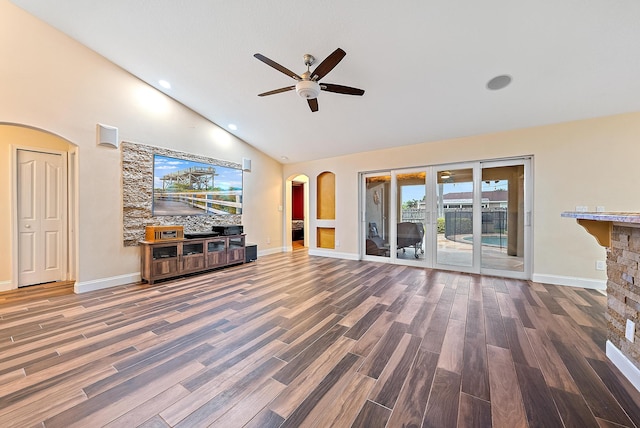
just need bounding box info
[121,141,241,247]
[607,225,640,369]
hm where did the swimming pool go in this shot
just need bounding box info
[463,235,507,247]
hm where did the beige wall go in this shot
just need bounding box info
[284,112,640,286]
[0,1,283,290]
[3,0,640,291]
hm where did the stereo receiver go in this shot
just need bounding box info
[145,225,184,242]
[211,225,244,236]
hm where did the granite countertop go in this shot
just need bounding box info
[561,211,640,223]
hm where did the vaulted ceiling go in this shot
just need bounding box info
[10,0,640,163]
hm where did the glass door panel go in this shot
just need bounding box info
[435,167,475,268]
[481,160,529,277]
[361,157,531,279]
[364,173,391,258]
[396,171,426,262]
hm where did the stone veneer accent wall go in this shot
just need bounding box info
[121,141,242,247]
[607,225,640,369]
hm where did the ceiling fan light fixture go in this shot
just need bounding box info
[254,48,364,111]
[295,80,320,99]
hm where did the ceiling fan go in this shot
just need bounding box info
[254,48,365,112]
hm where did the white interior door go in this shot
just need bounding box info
[18,149,66,286]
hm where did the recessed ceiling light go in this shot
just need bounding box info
[487,75,512,90]
[158,80,171,89]
[281,156,288,160]
[228,124,238,131]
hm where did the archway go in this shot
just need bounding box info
[0,123,78,291]
[285,174,309,251]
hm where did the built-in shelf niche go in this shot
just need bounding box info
[317,227,335,249]
[316,171,335,249]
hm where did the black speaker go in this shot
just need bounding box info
[245,243,257,262]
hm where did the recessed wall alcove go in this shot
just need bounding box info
[316,171,336,249]
[121,142,242,246]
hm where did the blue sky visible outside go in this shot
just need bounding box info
[154,154,242,191]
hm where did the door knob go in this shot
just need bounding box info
[24,224,31,228]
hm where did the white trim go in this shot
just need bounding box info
[0,280,14,292]
[308,248,359,260]
[74,249,288,293]
[74,272,141,294]
[532,273,606,290]
[606,340,640,392]
[12,145,71,288]
[316,219,336,228]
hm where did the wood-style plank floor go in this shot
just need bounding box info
[1,251,639,427]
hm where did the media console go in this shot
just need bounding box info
[140,234,245,284]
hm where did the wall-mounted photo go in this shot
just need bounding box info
[152,154,243,216]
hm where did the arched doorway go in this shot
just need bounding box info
[1,123,77,291]
[285,174,309,251]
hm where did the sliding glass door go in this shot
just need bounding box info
[434,164,477,272]
[360,157,531,279]
[395,170,427,264]
[480,159,530,276]
[363,172,391,259]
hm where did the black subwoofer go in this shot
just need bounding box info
[245,243,257,262]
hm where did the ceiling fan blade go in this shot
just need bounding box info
[310,48,346,81]
[321,83,365,96]
[307,98,318,112]
[258,86,295,97]
[254,53,302,81]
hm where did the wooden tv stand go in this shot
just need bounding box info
[140,234,245,284]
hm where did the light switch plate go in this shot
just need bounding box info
[576,205,588,212]
[626,319,635,342]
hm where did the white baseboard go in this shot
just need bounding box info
[607,341,640,392]
[532,273,606,290]
[308,248,360,260]
[74,272,141,294]
[74,248,287,293]
[0,280,14,292]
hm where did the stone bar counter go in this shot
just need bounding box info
[562,211,640,390]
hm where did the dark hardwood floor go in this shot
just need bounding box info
[1,251,639,427]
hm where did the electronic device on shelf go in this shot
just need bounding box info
[211,225,244,236]
[145,225,184,242]
[184,231,220,239]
